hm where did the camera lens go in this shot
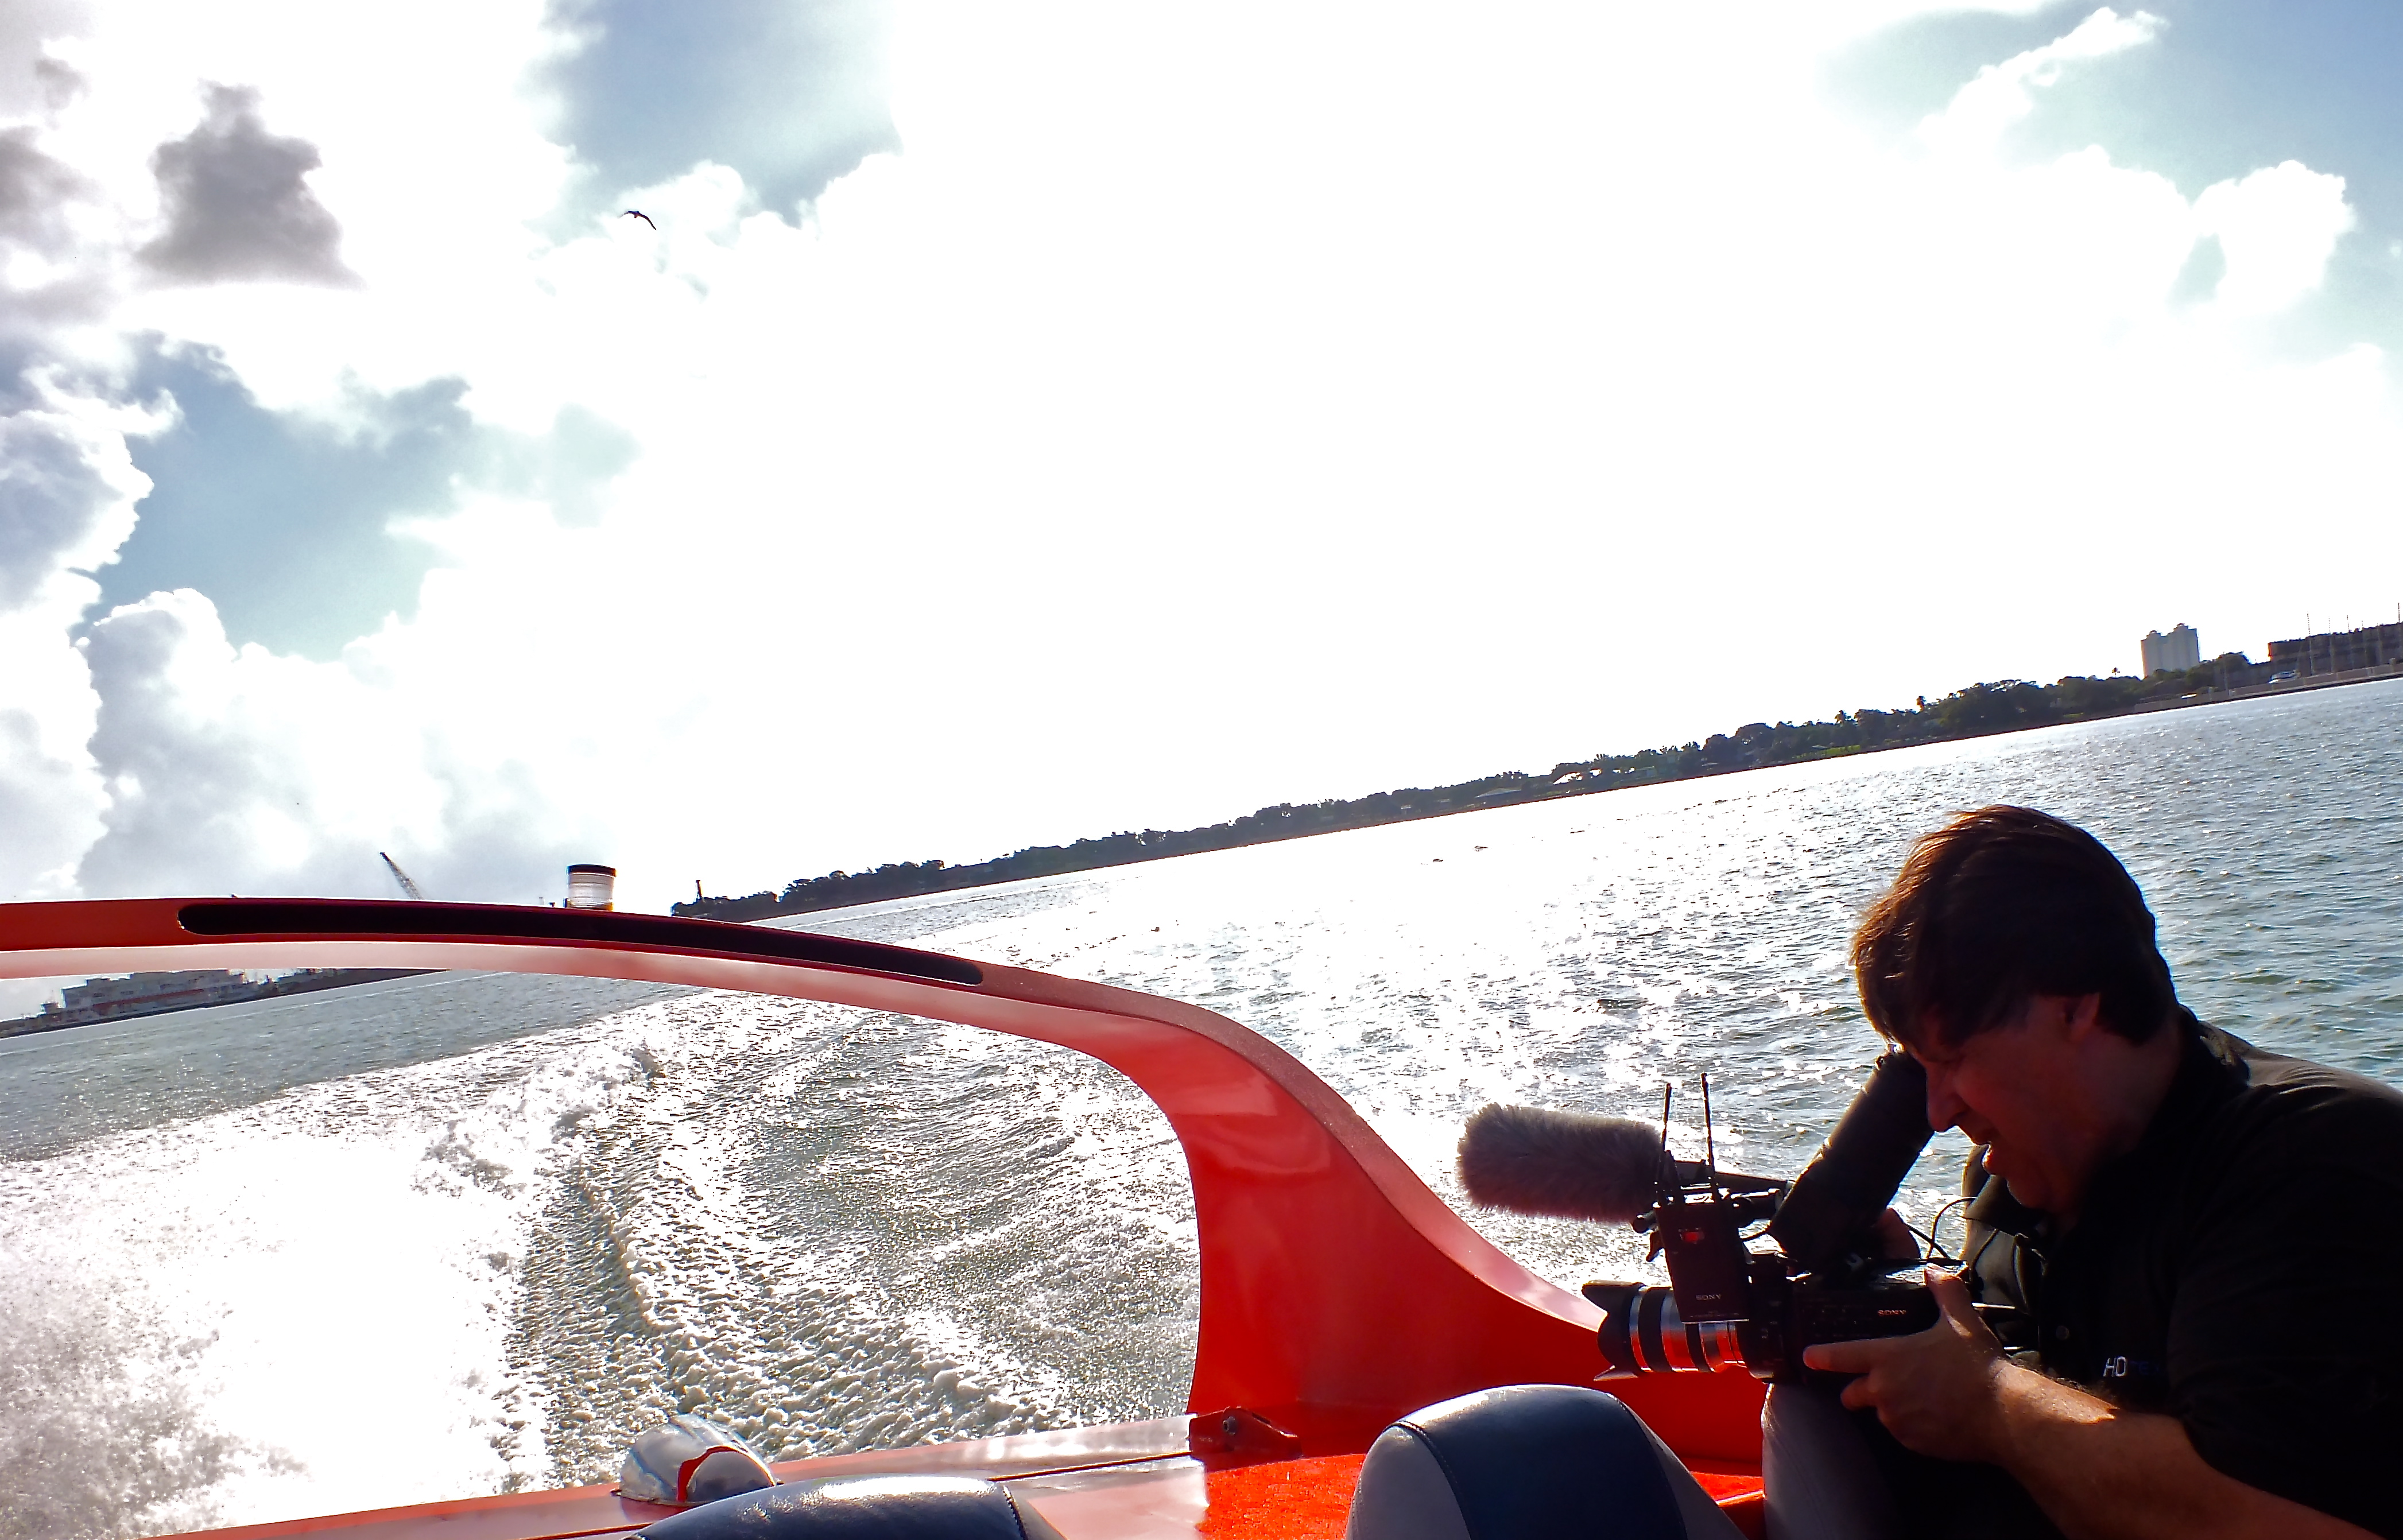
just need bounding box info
[1584,1282,1752,1376]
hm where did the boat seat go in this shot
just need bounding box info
[639,1473,1067,1540]
[1344,1384,1741,1540]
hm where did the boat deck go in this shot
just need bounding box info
[1007,1450,1764,1539]
[168,1418,1766,1540]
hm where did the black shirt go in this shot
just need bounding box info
[1959,1015,2403,1536]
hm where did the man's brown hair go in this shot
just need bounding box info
[1851,805,2176,1050]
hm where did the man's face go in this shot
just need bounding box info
[1909,995,2098,1216]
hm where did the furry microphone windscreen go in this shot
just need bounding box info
[1455,1103,1668,1224]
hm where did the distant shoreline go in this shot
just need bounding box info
[0,967,437,1042]
[11,666,2394,1034]
[2126,659,2403,714]
[676,661,2403,925]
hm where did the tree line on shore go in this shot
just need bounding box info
[672,653,2268,922]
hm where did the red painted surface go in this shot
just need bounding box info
[1187,1457,1762,1540]
[1195,1456,1363,1539]
[1008,1456,1764,1540]
[2,899,1762,1539]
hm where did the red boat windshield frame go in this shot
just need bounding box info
[0,897,1762,1460]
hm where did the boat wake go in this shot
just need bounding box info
[0,1247,285,1540]
[507,990,1202,1487]
[0,978,1203,1527]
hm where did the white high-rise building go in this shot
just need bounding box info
[2141,624,2202,677]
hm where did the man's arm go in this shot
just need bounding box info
[1804,1270,2378,1540]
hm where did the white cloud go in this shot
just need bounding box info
[0,388,152,903]
[71,584,608,902]
[2193,160,2357,315]
[1,0,2399,916]
[1918,8,2165,155]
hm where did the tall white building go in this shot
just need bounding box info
[2141,624,2202,677]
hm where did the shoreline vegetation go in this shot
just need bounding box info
[677,653,2393,924]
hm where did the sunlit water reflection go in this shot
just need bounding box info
[4,681,2400,1534]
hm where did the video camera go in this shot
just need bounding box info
[1460,1054,1985,1382]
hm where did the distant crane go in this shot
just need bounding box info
[379,852,426,901]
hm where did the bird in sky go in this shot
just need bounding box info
[622,209,656,229]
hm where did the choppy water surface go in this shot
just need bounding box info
[6,682,2401,1536]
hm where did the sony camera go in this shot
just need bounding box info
[1581,1054,1971,1382]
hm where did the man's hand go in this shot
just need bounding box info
[1801,1266,2011,1463]
[1800,1269,2378,1540]
[1871,1205,1921,1262]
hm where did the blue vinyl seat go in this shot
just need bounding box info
[1344,1384,1739,1540]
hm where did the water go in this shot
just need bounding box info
[5,681,2401,1537]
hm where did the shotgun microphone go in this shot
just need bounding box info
[1456,1103,1705,1224]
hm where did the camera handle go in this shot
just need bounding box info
[1767,1053,1935,1277]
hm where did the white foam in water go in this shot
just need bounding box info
[503,988,1191,1480]
[0,1013,684,1529]
[0,1248,253,1540]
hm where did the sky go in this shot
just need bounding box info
[2,0,2402,932]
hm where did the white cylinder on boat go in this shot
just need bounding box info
[564,864,617,910]
[619,1414,774,1506]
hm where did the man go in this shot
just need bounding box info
[1786,805,2403,1539]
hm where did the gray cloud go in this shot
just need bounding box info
[72,597,311,899]
[0,0,88,117]
[537,0,897,224]
[0,128,107,343]
[102,343,638,657]
[30,55,80,109]
[138,84,356,286]
[0,406,127,610]
[0,127,83,253]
